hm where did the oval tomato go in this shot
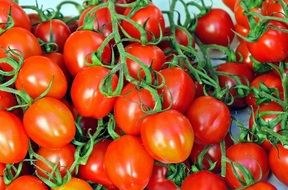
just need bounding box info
[52,178,93,190]
[6,175,48,190]
[245,182,276,190]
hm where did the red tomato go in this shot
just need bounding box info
[79,140,115,189]
[104,135,154,190]
[63,30,111,76]
[234,2,261,30]
[269,144,288,185]
[102,0,131,14]
[52,178,93,190]
[34,19,71,52]
[236,41,253,69]
[186,96,231,144]
[245,182,276,190]
[235,24,249,38]
[125,43,165,79]
[222,0,237,10]
[225,143,269,189]
[195,9,235,46]
[114,83,155,135]
[181,170,228,190]
[0,90,16,110]
[6,175,48,190]
[71,66,118,119]
[15,56,67,99]
[141,109,194,163]
[0,164,5,190]
[121,3,165,41]
[23,97,76,148]
[147,179,179,190]
[262,0,288,18]
[28,13,40,33]
[0,111,28,163]
[159,67,196,113]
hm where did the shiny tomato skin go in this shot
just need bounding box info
[141,110,194,163]
[262,0,288,18]
[71,66,118,119]
[245,182,276,190]
[186,96,231,144]
[0,90,17,110]
[0,111,28,163]
[34,19,71,52]
[78,140,115,189]
[104,135,154,190]
[147,179,179,190]
[52,178,93,190]
[181,170,228,190]
[114,83,155,135]
[236,41,253,69]
[225,143,269,189]
[222,0,237,10]
[235,24,249,38]
[15,56,67,99]
[6,175,48,190]
[195,8,234,46]
[23,97,76,148]
[63,30,111,76]
[159,67,196,113]
[121,3,165,40]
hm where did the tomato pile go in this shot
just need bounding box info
[0,0,287,189]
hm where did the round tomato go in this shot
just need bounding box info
[52,178,93,190]
[235,24,249,38]
[262,0,288,18]
[236,41,253,69]
[6,175,48,190]
[0,90,16,110]
[245,182,276,190]
[147,179,179,190]
[222,0,237,10]
[234,2,261,30]
[28,13,40,33]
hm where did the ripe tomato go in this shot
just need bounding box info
[147,179,179,190]
[234,2,261,30]
[0,164,5,190]
[236,41,253,69]
[104,135,154,190]
[52,178,93,190]
[79,140,116,189]
[0,90,16,110]
[195,9,234,46]
[181,170,228,190]
[0,111,28,163]
[235,24,249,38]
[141,109,194,163]
[125,43,165,79]
[121,3,165,40]
[186,96,231,144]
[34,19,71,52]
[6,175,48,190]
[63,30,111,76]
[245,182,276,190]
[28,13,40,33]
[114,83,155,135]
[222,0,237,10]
[15,56,67,99]
[23,97,75,148]
[71,66,118,119]
[159,67,196,113]
[262,0,288,18]
[225,143,269,189]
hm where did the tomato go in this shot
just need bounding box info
[245,182,277,190]
[147,179,179,190]
[195,9,234,46]
[217,62,254,108]
[125,43,165,79]
[269,144,288,186]
[0,111,28,163]
[78,140,115,189]
[0,90,16,110]
[159,67,196,113]
[63,30,111,76]
[114,83,155,135]
[236,41,253,69]
[23,97,75,148]
[77,116,98,136]
[104,135,154,190]
[247,21,288,63]
[181,170,228,190]
[28,13,40,33]
[234,2,261,30]
[6,175,48,190]
[34,19,71,52]
[225,143,269,189]
[15,56,67,99]
[222,0,237,10]
[52,178,93,190]
[262,0,288,18]
[235,24,249,38]
[71,66,118,119]
[0,163,6,190]
[121,3,165,41]
[186,96,231,144]
[102,0,132,14]
[0,0,31,31]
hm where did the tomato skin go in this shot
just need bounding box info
[186,96,231,144]
[23,97,76,148]
[235,24,249,38]
[34,19,71,52]
[0,90,16,110]
[269,144,288,185]
[236,41,253,69]
[71,66,118,119]
[245,182,276,190]
[114,83,155,135]
[121,3,165,40]
[0,164,5,190]
[222,0,237,10]
[0,111,28,163]
[262,0,288,18]
[225,143,269,189]
[195,9,234,46]
[63,30,111,76]
[159,67,196,113]
[141,110,194,163]
[147,179,179,190]
[181,170,228,190]
[6,175,48,190]
[78,140,116,189]
[52,178,93,190]
[15,56,67,99]
[104,135,154,190]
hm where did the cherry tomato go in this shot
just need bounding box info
[195,8,235,46]
[104,135,154,190]
[52,178,93,190]
[0,90,16,110]
[23,97,76,148]
[6,175,48,190]
[235,24,249,38]
[262,0,288,18]
[234,2,261,30]
[245,182,276,190]
[236,41,253,69]
[186,96,231,144]
[222,0,237,10]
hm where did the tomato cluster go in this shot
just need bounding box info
[0,0,287,189]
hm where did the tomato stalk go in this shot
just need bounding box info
[0,7,15,35]
[3,163,23,185]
